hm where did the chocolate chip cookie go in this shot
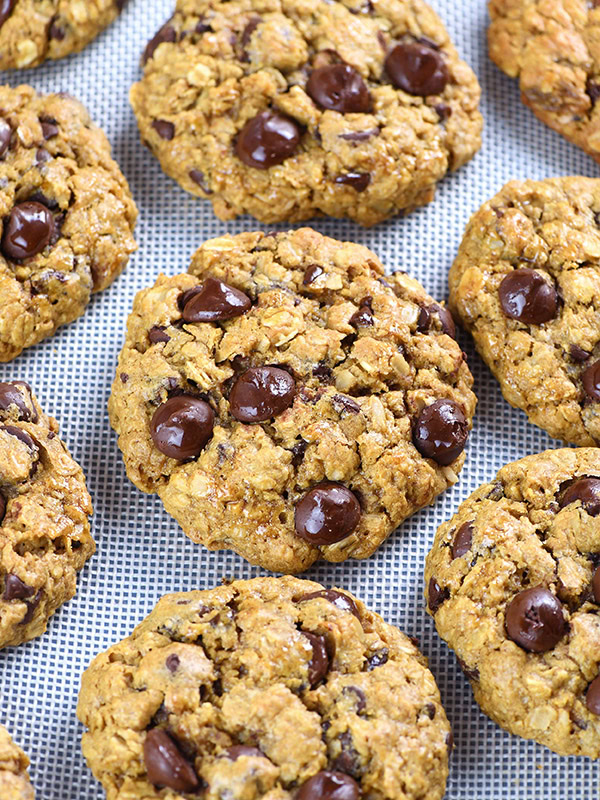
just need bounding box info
[489,0,600,162]
[78,576,452,800]
[0,380,94,648]
[0,84,137,363]
[425,447,600,757]
[108,228,476,573]
[0,725,33,800]
[130,0,482,226]
[448,176,600,446]
[0,0,126,69]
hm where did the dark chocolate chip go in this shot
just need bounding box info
[20,589,42,625]
[303,264,323,285]
[349,299,374,327]
[0,0,15,28]
[446,731,454,753]
[182,277,251,323]
[457,657,479,682]
[297,771,359,800]
[303,631,330,686]
[148,326,171,343]
[229,366,295,423]
[339,127,380,141]
[582,359,600,401]
[2,425,36,450]
[332,394,360,415]
[335,172,370,192]
[413,399,469,466]
[435,103,452,120]
[588,78,600,106]
[498,269,558,325]
[120,373,129,383]
[0,118,11,157]
[143,22,176,64]
[418,303,456,338]
[558,477,600,516]
[306,64,371,113]
[40,116,58,139]
[150,395,214,459]
[0,494,4,524]
[366,648,388,670]
[428,577,449,614]
[235,111,301,169]
[152,120,175,140]
[385,41,449,96]
[189,168,212,194]
[49,21,65,40]
[451,521,473,559]
[342,685,366,713]
[0,382,31,420]
[166,654,180,673]
[291,439,308,467]
[297,589,360,618]
[295,482,361,545]
[593,566,600,603]
[143,729,199,792]
[505,586,566,652]
[586,676,600,715]
[313,362,333,381]
[2,201,55,260]
[35,148,51,166]
[224,745,264,760]
[3,574,35,601]
[570,344,591,362]
[239,16,261,60]
[331,731,360,777]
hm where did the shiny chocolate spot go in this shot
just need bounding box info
[367,648,388,670]
[40,116,58,139]
[331,395,360,415]
[4,574,35,601]
[349,297,373,327]
[385,41,449,96]
[20,589,42,624]
[235,111,301,169]
[418,303,456,338]
[229,366,295,423]
[150,395,214,459]
[2,425,36,450]
[413,399,469,466]
[295,482,360,545]
[224,745,264,760]
[586,676,600,715]
[303,631,330,686]
[428,577,449,614]
[339,127,380,141]
[0,382,31,420]
[152,120,175,140]
[182,277,251,323]
[189,169,212,193]
[148,326,170,343]
[2,201,54,260]
[558,477,600,516]
[334,172,371,192]
[0,0,16,28]
[306,64,371,113]
[570,344,591,362]
[582,359,600,401]
[143,729,199,792]
[297,589,360,618]
[296,771,359,800]
[143,22,176,64]
[0,118,11,157]
[451,521,473,559]
[498,269,558,325]
[303,264,323,285]
[505,586,566,652]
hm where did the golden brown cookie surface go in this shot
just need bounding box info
[0,724,34,800]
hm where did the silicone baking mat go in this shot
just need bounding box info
[0,1,598,797]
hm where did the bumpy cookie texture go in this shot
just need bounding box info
[0,725,34,800]
[0,380,94,648]
[0,85,137,363]
[425,448,600,757]
[0,0,126,69]
[130,0,482,226]
[78,576,451,800]
[448,177,600,446]
[489,0,600,162]
[108,228,476,573]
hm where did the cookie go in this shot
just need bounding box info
[0,0,126,69]
[78,575,451,800]
[108,228,476,573]
[425,447,600,757]
[0,380,94,648]
[130,0,482,226]
[0,84,137,363]
[0,725,33,800]
[488,0,600,162]
[448,176,600,446]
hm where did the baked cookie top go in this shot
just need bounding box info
[488,0,600,161]
[0,725,34,800]
[425,448,600,757]
[449,176,600,446]
[108,228,476,573]
[78,576,451,800]
[0,85,137,363]
[130,0,482,226]
[0,0,125,69]
[0,380,94,649]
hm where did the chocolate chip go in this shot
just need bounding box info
[428,577,449,614]
[297,589,360,618]
[3,574,35,601]
[2,425,36,450]
[413,399,469,466]
[558,477,600,516]
[570,344,591,362]
[303,264,323,285]
[446,731,454,753]
[148,326,171,343]
[331,731,360,777]
[120,373,129,383]
[224,745,264,760]
[0,494,4,524]
[505,586,566,652]
[588,78,600,106]
[332,394,360,415]
[297,771,359,800]
[150,395,214,459]
[417,303,456,338]
[166,654,180,673]
[582,359,600,401]
[498,269,558,325]
[0,118,11,157]
[366,648,388,670]
[143,22,176,64]
[385,41,449,96]
[339,127,380,141]
[303,631,330,686]
[313,362,333,381]
[435,103,452,120]
[586,676,600,715]
[229,366,295,423]
[182,277,251,323]
[1,201,55,260]
[20,589,42,624]
[457,657,479,682]
[152,120,175,140]
[0,382,31,420]
[306,63,371,113]
[239,16,261,60]
[143,729,199,792]
[295,482,361,545]
[49,21,65,40]
[349,299,373,327]
[40,116,58,139]
[451,521,473,559]
[593,566,600,603]
[342,686,366,713]
[189,169,212,194]
[235,111,301,169]
[0,0,15,27]
[335,172,370,192]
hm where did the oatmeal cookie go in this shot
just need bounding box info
[0,725,33,800]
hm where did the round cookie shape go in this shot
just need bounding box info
[130,0,482,226]
[0,724,34,799]
[449,177,600,446]
[425,448,600,757]
[488,0,600,164]
[0,84,137,363]
[0,380,94,648]
[78,576,452,800]
[108,228,476,573]
[0,0,126,70]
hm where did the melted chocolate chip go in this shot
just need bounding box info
[189,169,212,193]
[49,21,65,40]
[303,631,330,686]
[335,172,371,192]
[582,359,600,401]
[3,425,36,450]
[224,745,264,760]
[297,771,359,800]
[313,362,333,381]
[152,120,175,140]
[239,16,261,60]
[0,382,31,420]
[498,269,558,325]
[570,344,591,362]
[166,654,180,673]
[148,326,171,343]
[342,685,366,713]
[332,394,360,415]
[297,589,360,618]
[505,586,566,652]
[143,22,177,64]
[229,366,295,423]
[235,111,301,169]
[339,127,380,141]
[558,477,600,516]
[303,264,323,285]
[182,277,251,323]
[428,577,449,614]
[385,41,449,96]
[0,494,4,525]
[451,521,473,559]
[150,395,214,459]
[3,574,35,601]
[143,729,199,792]
[2,201,55,260]
[306,64,371,113]
[0,0,16,28]
[413,399,469,466]
[417,303,456,338]
[295,482,361,545]
[349,298,374,327]
[586,676,600,715]
[20,589,42,624]
[0,118,11,157]
[332,731,360,777]
[366,648,388,670]
[40,116,58,139]
[593,566,600,603]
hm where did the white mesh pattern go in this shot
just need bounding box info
[0,1,598,797]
